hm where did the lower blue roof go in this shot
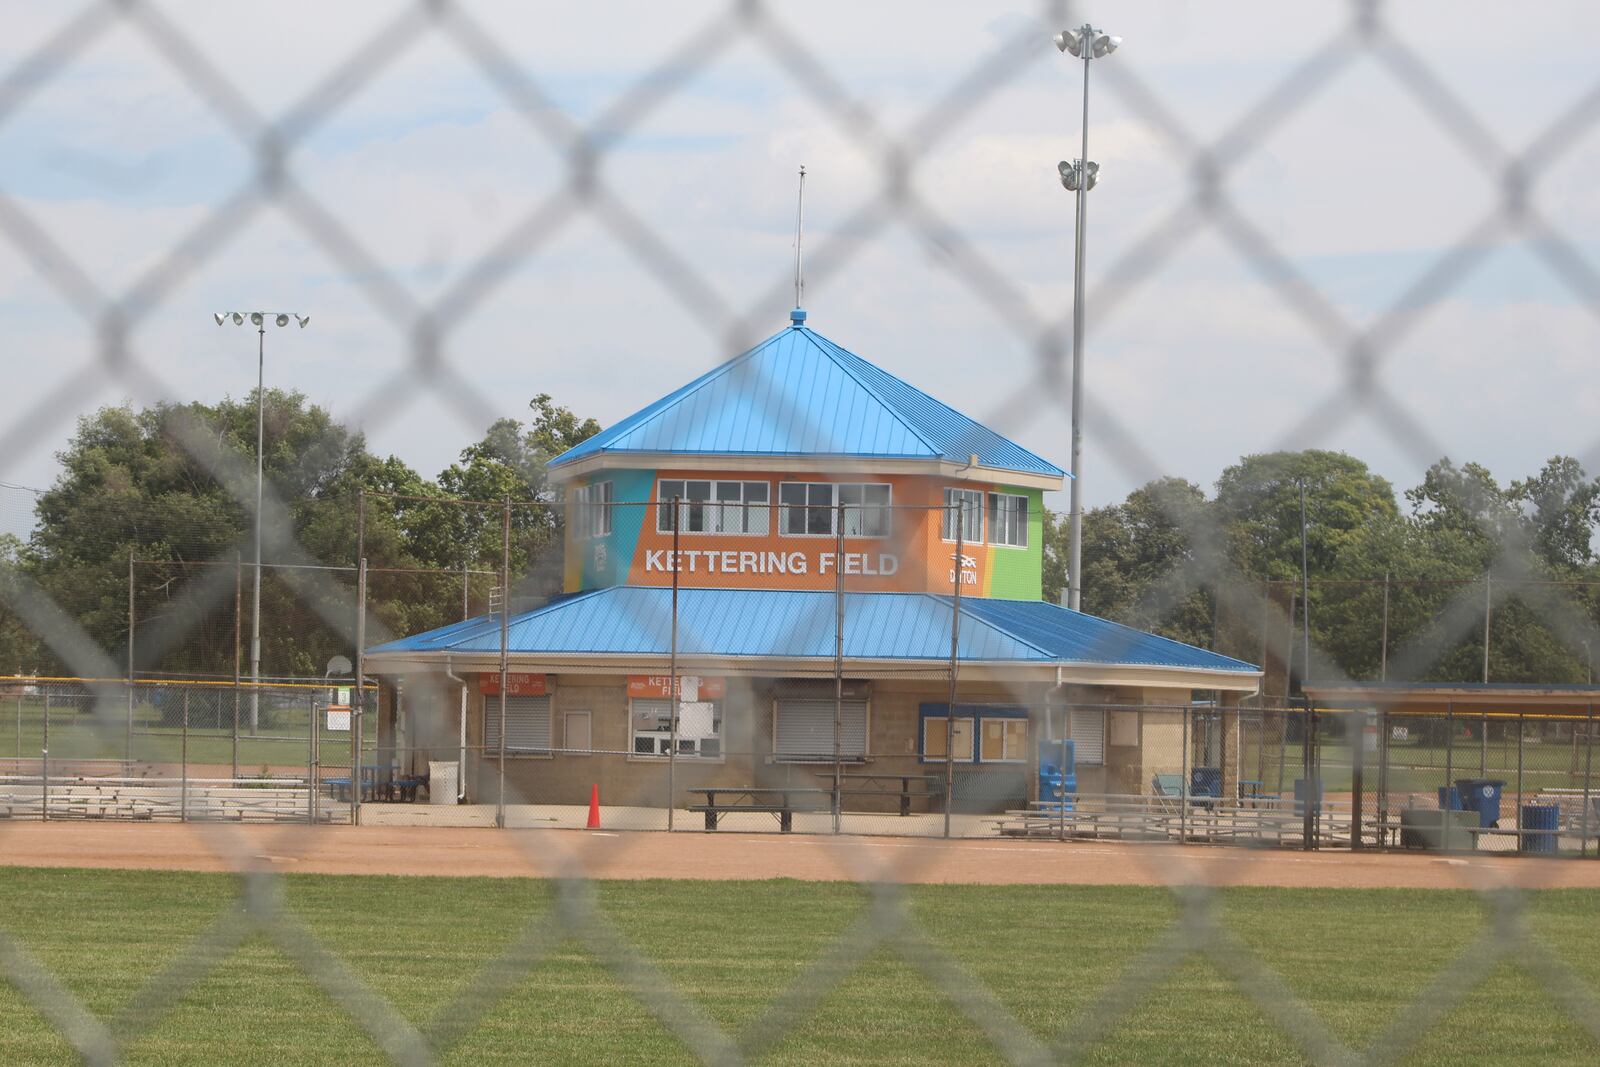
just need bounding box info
[366,587,1258,674]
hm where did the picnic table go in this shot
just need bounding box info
[814,772,944,816]
[686,786,828,832]
[324,765,382,803]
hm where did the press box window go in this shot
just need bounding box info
[988,493,1027,548]
[573,481,612,539]
[941,488,983,542]
[657,480,769,534]
[630,698,722,759]
[780,483,892,537]
[839,483,892,537]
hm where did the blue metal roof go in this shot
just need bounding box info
[366,588,1256,674]
[548,323,1065,479]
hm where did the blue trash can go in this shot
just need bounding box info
[1454,778,1505,829]
[1437,786,1462,812]
[1191,766,1222,799]
[1294,777,1323,815]
[1038,739,1076,810]
[1521,803,1559,854]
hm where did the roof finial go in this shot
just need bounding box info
[791,164,807,327]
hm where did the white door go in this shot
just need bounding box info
[565,711,592,755]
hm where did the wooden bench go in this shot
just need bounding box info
[686,787,828,832]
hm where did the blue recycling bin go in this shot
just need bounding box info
[1038,739,1076,810]
[1190,766,1222,799]
[1521,803,1559,854]
[1437,786,1462,812]
[1454,779,1505,829]
[1294,777,1323,815]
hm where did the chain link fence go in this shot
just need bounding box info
[4,0,1600,1062]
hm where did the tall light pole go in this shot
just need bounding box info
[1055,24,1119,612]
[214,311,310,735]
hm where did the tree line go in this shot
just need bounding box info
[1044,450,1600,688]
[0,391,598,679]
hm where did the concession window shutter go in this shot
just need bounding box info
[1070,707,1105,766]
[484,695,552,754]
[773,683,868,761]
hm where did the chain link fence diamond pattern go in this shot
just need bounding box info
[3,1,1600,1062]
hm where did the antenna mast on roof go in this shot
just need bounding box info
[792,165,807,314]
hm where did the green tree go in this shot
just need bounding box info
[1214,450,1398,581]
[1076,478,1214,647]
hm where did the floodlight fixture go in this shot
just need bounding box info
[213,312,225,325]
[295,314,310,328]
[1093,34,1121,57]
[275,314,289,327]
[1054,28,1083,55]
[1055,25,1118,60]
[1057,159,1099,192]
[231,312,244,325]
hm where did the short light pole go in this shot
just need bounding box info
[1055,24,1119,612]
[214,311,309,733]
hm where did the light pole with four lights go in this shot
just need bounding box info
[213,310,310,733]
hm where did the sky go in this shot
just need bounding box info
[2,0,1599,540]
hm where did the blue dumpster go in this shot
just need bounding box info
[1437,786,1462,812]
[1190,766,1222,799]
[1454,778,1505,829]
[1521,803,1559,854]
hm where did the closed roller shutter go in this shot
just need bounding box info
[1070,707,1105,766]
[774,698,868,761]
[484,695,551,753]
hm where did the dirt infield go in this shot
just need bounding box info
[5,822,1600,889]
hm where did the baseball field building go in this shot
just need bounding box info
[362,308,1263,820]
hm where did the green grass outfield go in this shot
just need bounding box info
[1,870,1598,1064]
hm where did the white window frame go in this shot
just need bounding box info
[778,482,836,537]
[839,482,893,538]
[941,488,984,543]
[657,480,770,535]
[987,492,1028,548]
[628,697,724,761]
[575,481,614,539]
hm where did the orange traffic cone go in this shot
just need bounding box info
[587,783,602,829]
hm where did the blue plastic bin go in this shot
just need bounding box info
[1454,778,1505,829]
[1294,777,1323,815]
[1190,766,1222,798]
[1437,786,1462,812]
[1521,803,1559,854]
[1038,739,1076,810]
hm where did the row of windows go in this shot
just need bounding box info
[939,488,1028,547]
[572,479,1031,547]
[484,695,861,763]
[483,697,1105,764]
